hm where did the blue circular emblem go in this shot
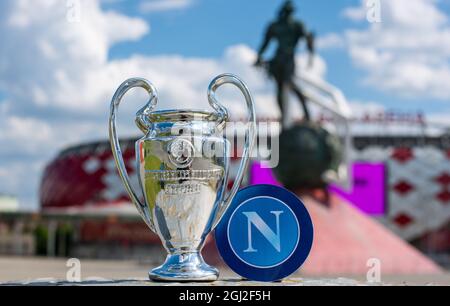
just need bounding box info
[215,185,314,282]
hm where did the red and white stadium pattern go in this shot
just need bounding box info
[41,139,450,241]
[352,146,450,240]
[40,140,139,213]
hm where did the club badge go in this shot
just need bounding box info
[215,184,314,282]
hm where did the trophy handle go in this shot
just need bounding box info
[109,78,158,232]
[208,74,257,229]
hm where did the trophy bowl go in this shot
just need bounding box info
[109,74,256,282]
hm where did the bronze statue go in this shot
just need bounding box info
[257,2,342,193]
[255,0,315,122]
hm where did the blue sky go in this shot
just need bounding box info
[105,0,363,100]
[101,0,450,115]
[106,0,354,57]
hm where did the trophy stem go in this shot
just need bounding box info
[149,252,219,282]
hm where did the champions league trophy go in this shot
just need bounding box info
[109,74,256,281]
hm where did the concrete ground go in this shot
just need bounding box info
[0,257,449,286]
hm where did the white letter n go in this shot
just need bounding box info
[243,211,283,253]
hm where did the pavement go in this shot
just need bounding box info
[0,257,449,286]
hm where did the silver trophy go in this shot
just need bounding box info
[109,74,256,282]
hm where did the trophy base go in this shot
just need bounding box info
[149,252,219,282]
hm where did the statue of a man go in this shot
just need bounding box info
[255,1,315,122]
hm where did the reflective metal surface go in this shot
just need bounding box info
[109,74,256,282]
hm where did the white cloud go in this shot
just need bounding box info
[329,0,450,100]
[316,33,345,49]
[0,0,328,210]
[0,0,149,111]
[341,5,367,22]
[139,0,194,13]
[0,0,150,209]
[348,100,386,117]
